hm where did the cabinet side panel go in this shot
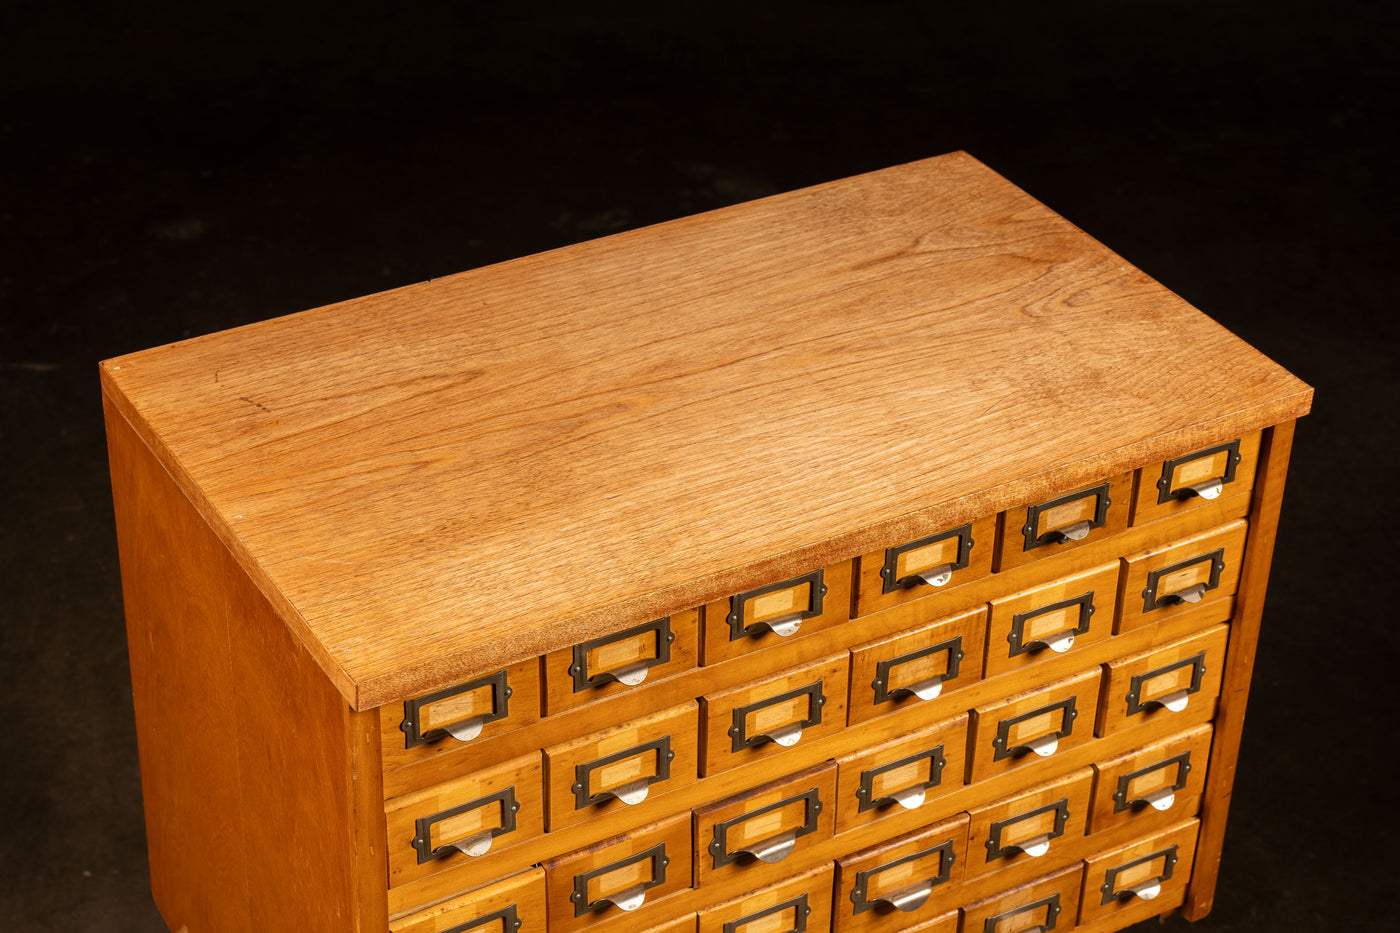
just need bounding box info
[1182,420,1297,920]
[105,394,384,933]
[105,394,253,933]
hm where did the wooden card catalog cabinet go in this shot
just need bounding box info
[102,153,1311,933]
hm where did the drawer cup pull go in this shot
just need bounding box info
[986,799,1070,863]
[1142,549,1225,612]
[1023,734,1058,757]
[1126,653,1208,717]
[1157,439,1243,504]
[764,614,804,638]
[1022,482,1111,552]
[992,698,1077,762]
[730,681,825,752]
[914,564,953,587]
[570,617,674,692]
[851,840,955,916]
[574,736,674,811]
[1163,583,1206,605]
[710,787,822,868]
[1009,593,1095,659]
[1145,788,1176,811]
[1113,752,1193,814]
[727,570,827,641]
[881,524,975,593]
[413,787,519,864]
[401,671,512,749]
[1046,520,1093,543]
[873,636,965,706]
[571,843,669,917]
[857,746,947,813]
[1100,844,1179,906]
[1182,478,1224,500]
[1008,834,1051,858]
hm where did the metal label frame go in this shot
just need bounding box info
[709,787,822,868]
[850,840,955,914]
[727,569,827,640]
[1141,548,1226,612]
[730,680,825,752]
[1156,438,1242,504]
[570,842,670,916]
[1113,751,1193,813]
[413,786,519,864]
[569,616,675,692]
[400,670,511,749]
[880,524,975,594]
[982,892,1062,933]
[1021,481,1111,552]
[442,904,522,933]
[1100,844,1180,904]
[985,798,1071,862]
[723,893,811,933]
[573,735,674,810]
[856,745,947,813]
[991,696,1078,761]
[1007,592,1095,657]
[1126,652,1208,717]
[872,636,965,705]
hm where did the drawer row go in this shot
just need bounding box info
[390,739,1209,933]
[385,517,1246,778]
[385,630,1225,891]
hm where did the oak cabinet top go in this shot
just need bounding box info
[100,152,1311,709]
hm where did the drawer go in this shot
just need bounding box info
[994,472,1133,572]
[693,761,837,889]
[700,653,849,776]
[984,563,1118,679]
[853,515,997,617]
[386,752,544,888]
[833,814,969,933]
[543,811,692,933]
[697,862,834,933]
[965,769,1092,884]
[835,714,968,834]
[389,867,547,933]
[1089,723,1212,834]
[381,658,542,772]
[848,606,986,725]
[1079,819,1200,926]
[1096,624,1228,737]
[968,668,1101,784]
[544,701,698,831]
[1131,431,1263,525]
[961,863,1082,933]
[702,560,854,665]
[1116,519,1247,634]
[544,611,700,715]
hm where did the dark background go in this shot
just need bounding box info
[2,2,1395,930]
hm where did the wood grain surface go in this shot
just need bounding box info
[98,152,1313,708]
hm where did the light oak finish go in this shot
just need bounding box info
[544,702,699,831]
[1080,819,1200,926]
[960,863,1083,933]
[847,606,987,726]
[965,769,1093,885]
[994,473,1133,573]
[544,610,701,715]
[1130,432,1262,526]
[834,714,970,834]
[1088,723,1213,835]
[104,156,1311,933]
[695,857,834,933]
[388,867,547,933]
[833,814,969,932]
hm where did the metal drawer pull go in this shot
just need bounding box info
[884,784,927,810]
[761,722,804,747]
[1127,653,1208,717]
[881,524,974,593]
[1040,631,1075,653]
[1144,788,1176,810]
[873,637,964,706]
[1155,690,1191,713]
[1142,549,1225,612]
[574,736,674,810]
[446,831,495,858]
[914,564,953,587]
[442,718,486,742]
[765,614,805,637]
[1125,879,1162,900]
[1163,583,1207,604]
[1100,844,1179,906]
[851,840,955,915]
[570,617,674,691]
[711,788,822,868]
[1023,734,1058,757]
[731,682,825,752]
[413,787,519,864]
[1113,752,1192,813]
[400,671,512,749]
[857,746,946,813]
[986,799,1070,862]
[1022,483,1111,552]
[597,886,648,912]
[723,895,811,933]
[738,830,799,864]
[571,843,669,916]
[1182,478,1224,500]
[876,881,934,913]
[727,570,827,641]
[992,698,1077,762]
[1045,519,1093,542]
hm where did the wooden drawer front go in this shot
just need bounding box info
[382,658,542,771]
[984,563,1118,679]
[543,812,692,933]
[854,515,997,617]
[1116,520,1247,634]
[1089,723,1212,834]
[697,862,834,933]
[700,654,849,776]
[848,606,986,725]
[544,611,700,715]
[1097,624,1228,737]
[968,668,1101,784]
[544,702,699,831]
[1079,819,1200,926]
[966,769,1092,883]
[835,714,969,834]
[390,867,547,933]
[994,473,1133,572]
[386,752,544,887]
[702,560,854,665]
[834,814,969,933]
[1132,431,1262,525]
[961,864,1082,933]
[694,762,837,889]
